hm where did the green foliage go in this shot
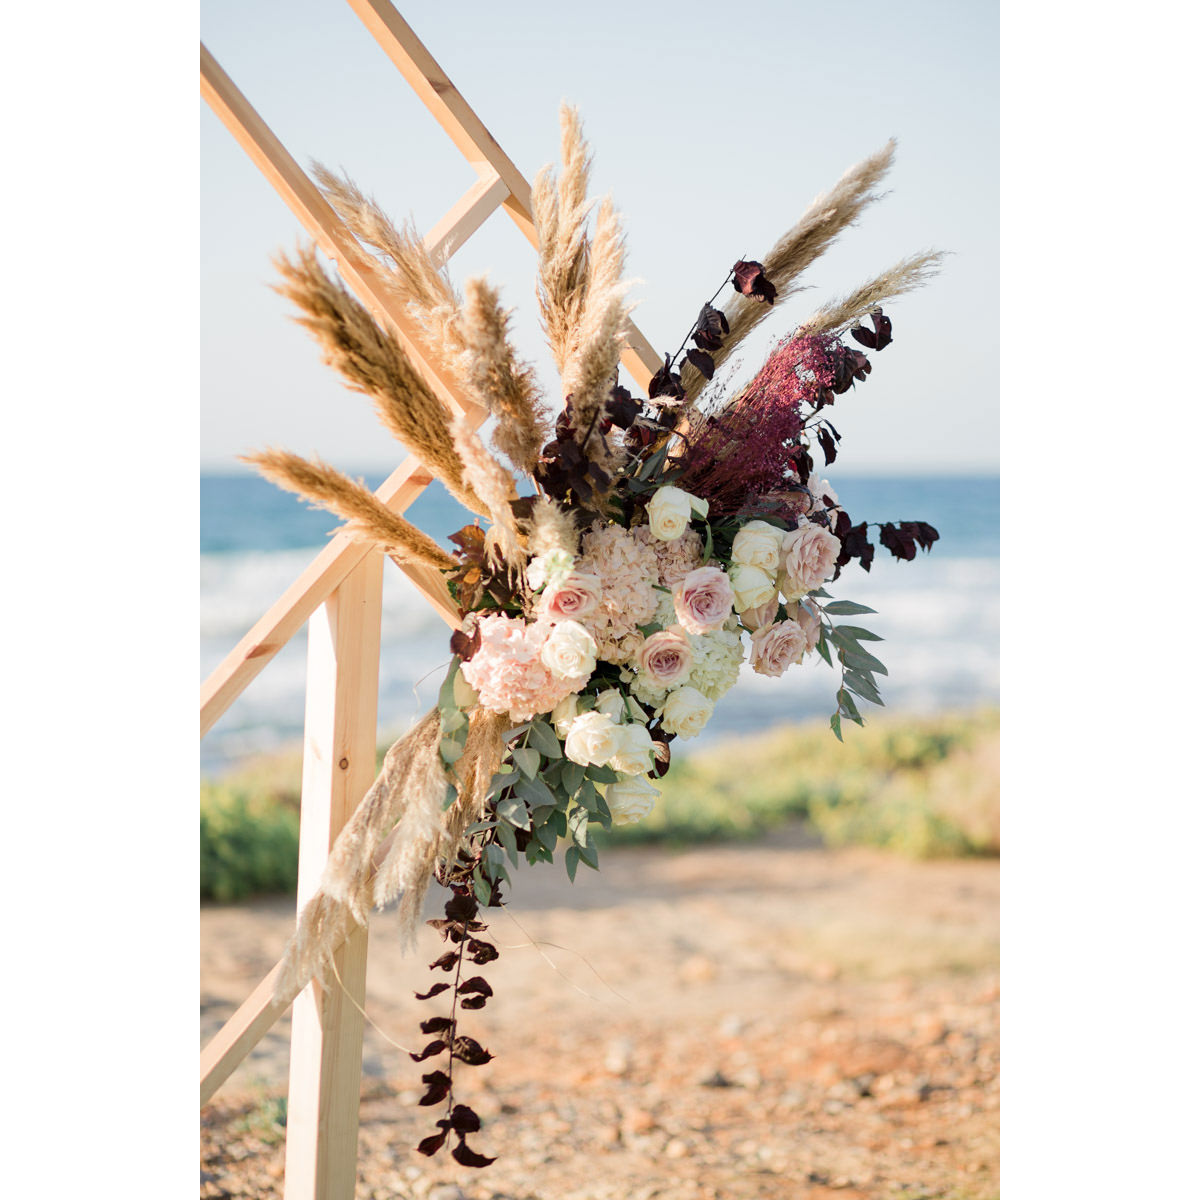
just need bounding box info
[200,783,300,902]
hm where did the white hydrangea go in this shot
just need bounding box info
[685,627,745,701]
[630,672,669,713]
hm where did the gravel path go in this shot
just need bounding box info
[201,826,998,1199]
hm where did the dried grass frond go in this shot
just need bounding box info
[681,140,896,404]
[801,250,946,335]
[527,496,579,559]
[534,105,596,380]
[460,277,550,475]
[274,892,360,1005]
[272,244,485,516]
[450,417,523,567]
[241,449,455,569]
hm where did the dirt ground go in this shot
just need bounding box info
[201,825,998,1199]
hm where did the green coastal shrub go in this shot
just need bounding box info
[200,784,300,902]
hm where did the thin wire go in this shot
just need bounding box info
[327,954,416,1056]
[498,903,631,1006]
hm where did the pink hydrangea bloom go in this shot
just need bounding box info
[576,522,659,661]
[459,614,586,722]
[633,524,703,587]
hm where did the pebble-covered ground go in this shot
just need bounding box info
[201,827,998,1200]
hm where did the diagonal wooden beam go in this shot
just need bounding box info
[344,0,664,390]
[425,169,509,266]
[201,962,291,1105]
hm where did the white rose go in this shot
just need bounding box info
[594,688,627,722]
[603,774,661,826]
[550,693,580,739]
[540,619,598,680]
[730,520,785,573]
[527,548,575,591]
[564,710,623,767]
[645,485,708,541]
[729,563,777,613]
[660,685,714,740]
[608,723,656,775]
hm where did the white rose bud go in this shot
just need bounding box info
[660,685,714,740]
[603,774,661,826]
[730,519,785,573]
[540,619,598,680]
[608,722,656,776]
[550,693,580,739]
[645,485,709,542]
[594,688,627,722]
[564,711,623,767]
[729,563,777,613]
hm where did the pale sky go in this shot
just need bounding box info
[201,0,998,474]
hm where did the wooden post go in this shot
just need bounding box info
[284,552,384,1200]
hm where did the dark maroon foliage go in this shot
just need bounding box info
[685,347,715,380]
[850,307,893,351]
[692,301,729,351]
[648,355,687,402]
[878,521,940,561]
[731,259,777,304]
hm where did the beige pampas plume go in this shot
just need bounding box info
[460,277,550,475]
[801,250,946,336]
[241,449,455,569]
[450,416,524,567]
[272,244,486,517]
[527,495,579,559]
[680,140,897,405]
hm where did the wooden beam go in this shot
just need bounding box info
[201,43,484,425]
[200,455,456,739]
[343,0,663,390]
[284,553,383,1200]
[201,963,291,1106]
[425,169,509,266]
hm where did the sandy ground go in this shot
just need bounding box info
[201,826,998,1199]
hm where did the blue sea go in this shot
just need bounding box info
[201,472,999,775]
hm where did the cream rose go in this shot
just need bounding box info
[779,522,841,600]
[527,548,575,591]
[672,565,735,635]
[603,774,661,826]
[593,688,627,722]
[637,625,693,688]
[749,619,808,677]
[550,693,580,738]
[729,563,777,613]
[645,485,709,542]
[660,685,714,740]
[540,619,598,680]
[564,710,623,766]
[609,723,656,775]
[538,570,602,623]
[730,519,785,572]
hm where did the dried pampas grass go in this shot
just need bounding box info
[801,250,946,336]
[450,416,523,567]
[272,244,485,516]
[460,277,550,476]
[240,449,454,569]
[681,141,896,405]
[526,495,579,559]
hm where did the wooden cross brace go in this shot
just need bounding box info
[200,5,663,1198]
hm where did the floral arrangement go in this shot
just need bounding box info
[245,108,942,1167]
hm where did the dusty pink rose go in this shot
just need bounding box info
[460,614,585,722]
[637,625,693,689]
[749,619,808,678]
[785,601,822,653]
[739,599,780,632]
[779,521,841,599]
[672,566,735,635]
[538,570,602,623]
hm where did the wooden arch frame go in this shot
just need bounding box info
[200,4,662,1197]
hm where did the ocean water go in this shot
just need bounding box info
[201,472,999,775]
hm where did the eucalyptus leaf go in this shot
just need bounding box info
[495,818,519,866]
[527,720,563,759]
[585,765,619,785]
[561,761,585,796]
[843,672,884,706]
[816,631,833,667]
[830,713,844,742]
[551,809,568,837]
[496,794,531,830]
[565,845,580,883]
[473,873,492,905]
[440,737,464,764]
[440,707,467,733]
[822,600,877,616]
[839,645,889,676]
[516,775,557,809]
[512,747,541,779]
[835,625,884,642]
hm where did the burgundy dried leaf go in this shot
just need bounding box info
[449,625,481,663]
[648,357,687,402]
[426,918,467,942]
[431,951,458,972]
[445,891,479,924]
[879,523,918,562]
[457,977,494,997]
[409,1039,447,1063]
[414,983,451,1001]
[731,260,777,304]
[451,1036,494,1066]
[448,525,487,556]
[451,1138,497,1168]
[817,427,837,466]
[449,1104,482,1134]
[459,994,488,1010]
[685,348,715,380]
[466,938,499,964]
[850,323,876,349]
[418,1070,451,1106]
[693,301,729,351]
[416,1130,448,1157]
[607,384,641,429]
[419,1016,455,1036]
[869,308,893,350]
[911,521,940,551]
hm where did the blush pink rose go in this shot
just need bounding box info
[672,566,735,635]
[748,619,808,677]
[538,570,602,623]
[739,598,780,632]
[779,522,841,599]
[637,625,694,689]
[785,601,822,654]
